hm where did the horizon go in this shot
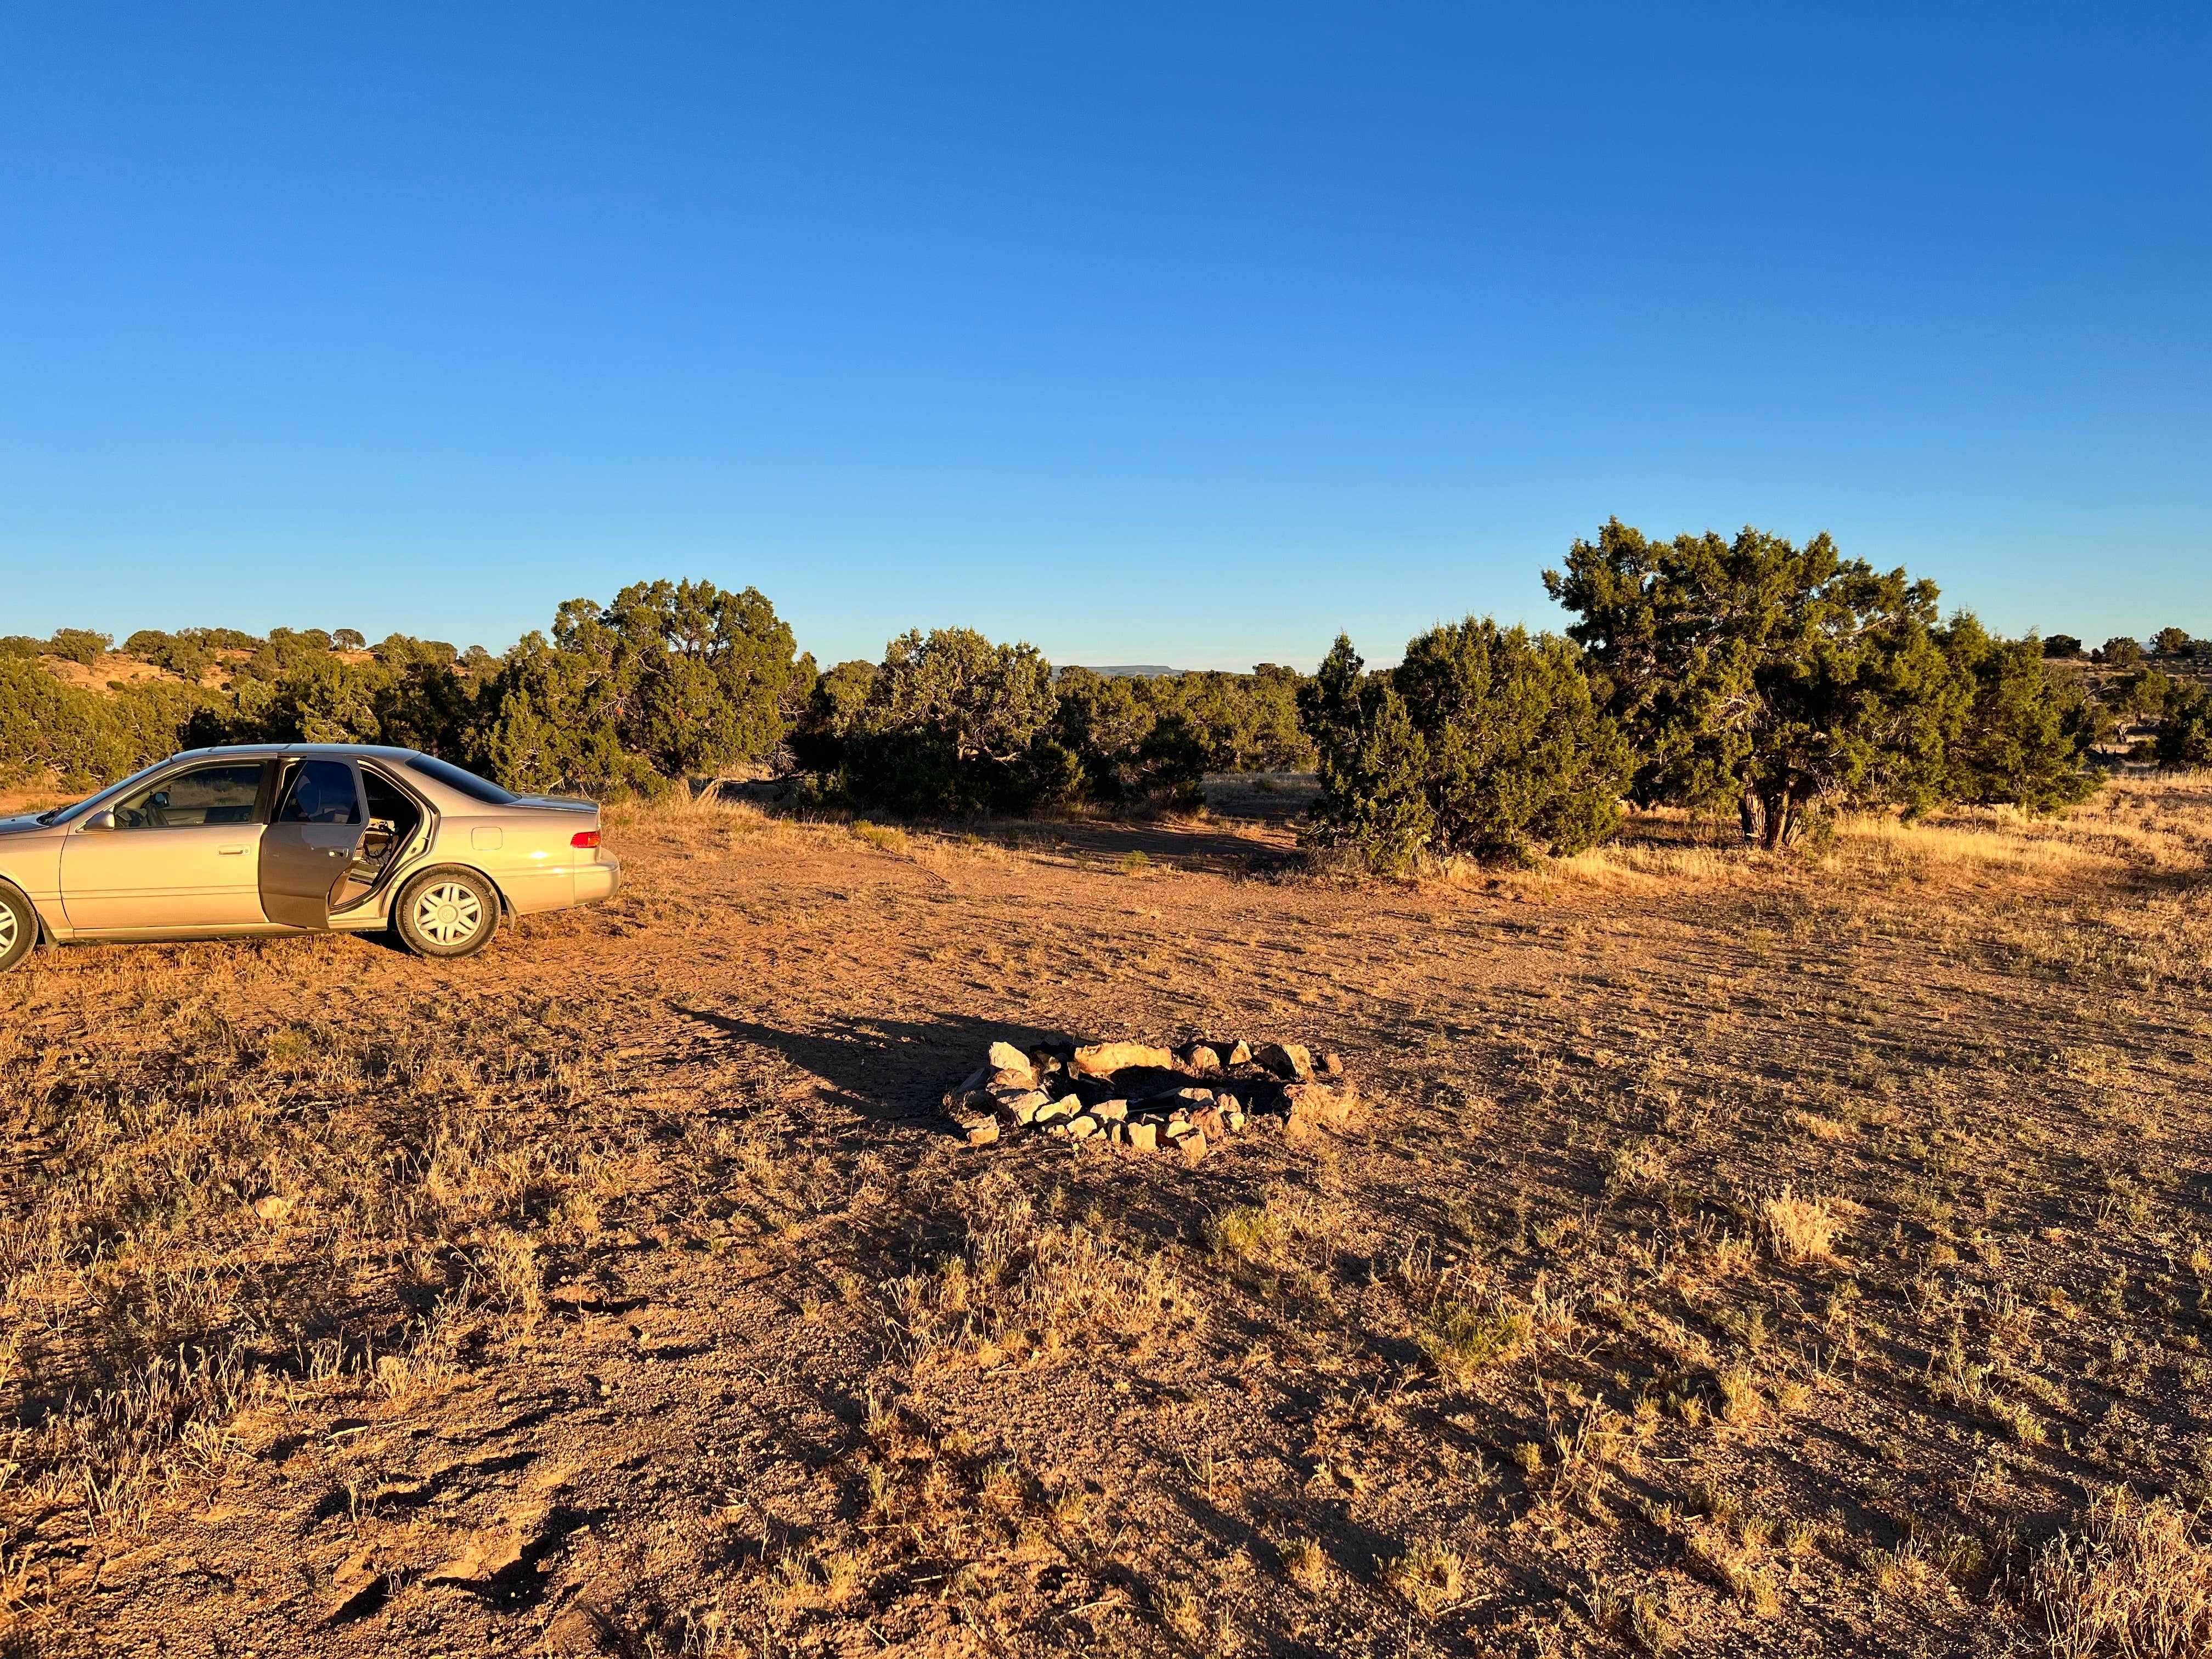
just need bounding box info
[16,591,2203,679]
[4,5,2207,668]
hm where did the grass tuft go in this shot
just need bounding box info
[1380,1540,1465,1615]
[1760,1186,1843,1263]
[2033,1493,2212,1658]
[1417,1300,1531,1383]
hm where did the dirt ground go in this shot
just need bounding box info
[3,776,2210,1656]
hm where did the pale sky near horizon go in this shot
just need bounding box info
[2,5,2206,670]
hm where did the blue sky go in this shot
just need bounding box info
[2,4,2205,669]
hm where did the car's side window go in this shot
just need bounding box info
[277,760,363,826]
[109,762,268,830]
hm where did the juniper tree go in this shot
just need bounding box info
[1295,625,1625,872]
[1545,519,2096,845]
[840,628,1060,814]
[1934,614,2103,813]
[2156,682,2212,769]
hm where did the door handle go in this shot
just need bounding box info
[218,845,246,855]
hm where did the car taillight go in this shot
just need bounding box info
[571,830,601,849]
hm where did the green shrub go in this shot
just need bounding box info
[2157,682,2212,769]
[44,628,112,667]
[838,628,1059,815]
[1296,622,1628,872]
[0,658,213,788]
[1936,615,2104,813]
[1545,520,2098,843]
[482,581,804,795]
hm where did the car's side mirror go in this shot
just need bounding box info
[81,810,117,832]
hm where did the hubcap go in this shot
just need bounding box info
[414,883,482,946]
[0,905,17,956]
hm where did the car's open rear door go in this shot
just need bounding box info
[258,758,370,929]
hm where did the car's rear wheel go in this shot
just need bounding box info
[0,886,37,974]
[394,868,501,960]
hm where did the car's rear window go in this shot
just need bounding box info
[405,754,517,805]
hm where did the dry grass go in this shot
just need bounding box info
[1416,1298,1532,1383]
[1203,1201,1284,1261]
[2032,1493,2212,1658]
[1759,1187,1844,1263]
[2,775,2210,1655]
[1274,1534,1328,1590]
[1379,1539,1465,1616]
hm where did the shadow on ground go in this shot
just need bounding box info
[668,1007,1082,1123]
[716,772,1318,879]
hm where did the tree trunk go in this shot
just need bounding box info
[1739,791,1762,844]
[1760,789,1791,851]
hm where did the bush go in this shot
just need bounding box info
[1296,622,1628,872]
[2157,682,2212,769]
[1297,650,1432,875]
[122,630,216,681]
[789,659,877,773]
[1043,665,1312,809]
[0,658,212,788]
[482,580,805,795]
[2108,668,2174,725]
[1936,616,2103,813]
[839,628,1060,815]
[1545,521,2097,844]
[44,628,112,667]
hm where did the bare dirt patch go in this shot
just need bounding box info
[2,780,2210,1655]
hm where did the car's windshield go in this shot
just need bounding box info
[35,760,174,826]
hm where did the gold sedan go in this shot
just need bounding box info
[0,745,620,970]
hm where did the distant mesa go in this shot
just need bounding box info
[1060,664,1191,680]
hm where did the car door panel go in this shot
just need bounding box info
[61,828,264,930]
[58,761,269,931]
[258,759,369,929]
[258,824,368,927]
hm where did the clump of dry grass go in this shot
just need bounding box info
[1416,1298,1531,1384]
[848,819,908,854]
[1542,788,2199,892]
[1601,1138,1670,1198]
[1275,1534,1328,1590]
[2032,1493,2212,1658]
[601,785,812,851]
[883,1173,1181,1367]
[1551,842,1742,889]
[1689,1525,1782,1615]
[1154,1581,1206,1641]
[1380,1539,1465,1615]
[1204,1202,1284,1262]
[1760,1187,1843,1263]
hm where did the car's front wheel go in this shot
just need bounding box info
[393,868,501,960]
[0,885,38,974]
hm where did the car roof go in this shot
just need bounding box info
[168,743,426,761]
